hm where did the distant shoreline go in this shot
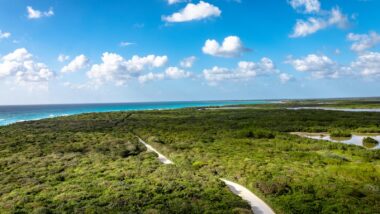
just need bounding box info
[0,100,270,126]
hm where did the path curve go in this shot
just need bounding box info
[137,137,274,213]
[220,179,275,214]
[138,137,174,164]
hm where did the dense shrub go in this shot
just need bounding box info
[363,137,379,149]
[238,129,275,139]
[329,129,352,137]
[1,107,379,213]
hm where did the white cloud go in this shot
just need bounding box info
[0,30,11,39]
[138,67,192,84]
[27,6,54,19]
[289,0,321,13]
[162,1,221,23]
[279,73,294,83]
[290,17,325,38]
[202,36,248,57]
[120,42,135,47]
[203,58,277,83]
[180,56,196,68]
[290,7,348,38]
[286,54,340,78]
[127,55,168,71]
[64,82,88,90]
[347,32,380,52]
[167,0,186,5]
[138,72,165,83]
[2,48,32,62]
[0,48,54,89]
[57,54,70,62]
[328,8,349,28]
[165,66,191,79]
[61,55,89,73]
[350,52,380,78]
[287,52,380,79]
[87,53,168,85]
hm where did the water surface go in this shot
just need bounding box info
[0,100,268,126]
[288,107,380,112]
[292,132,380,149]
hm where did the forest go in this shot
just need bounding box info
[0,102,379,213]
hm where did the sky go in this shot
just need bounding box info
[0,0,379,105]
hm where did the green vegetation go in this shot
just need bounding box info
[0,105,380,213]
[229,97,380,111]
[0,127,250,213]
[329,129,352,138]
[363,137,379,149]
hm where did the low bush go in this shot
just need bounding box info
[329,129,352,137]
[363,137,379,149]
[238,129,275,139]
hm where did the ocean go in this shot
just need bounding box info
[0,100,269,126]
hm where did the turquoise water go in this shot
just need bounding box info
[0,100,269,126]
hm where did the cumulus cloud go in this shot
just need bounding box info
[0,48,54,89]
[57,54,70,62]
[27,6,54,19]
[350,52,380,78]
[289,0,321,13]
[138,67,192,83]
[290,7,348,38]
[165,66,191,79]
[279,73,294,83]
[287,52,380,79]
[202,36,248,57]
[127,55,168,71]
[61,55,89,73]
[0,30,11,39]
[203,58,277,84]
[87,53,168,85]
[162,1,221,23]
[290,18,325,38]
[180,56,196,68]
[286,54,341,78]
[347,32,380,52]
[138,72,165,83]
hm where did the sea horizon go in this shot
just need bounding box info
[0,100,270,126]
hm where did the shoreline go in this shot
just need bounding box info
[287,107,380,112]
[0,100,270,126]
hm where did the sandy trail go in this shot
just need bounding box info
[138,137,174,164]
[138,137,274,213]
[221,179,275,214]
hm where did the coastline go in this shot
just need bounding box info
[0,100,270,126]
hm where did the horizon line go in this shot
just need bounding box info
[0,96,379,107]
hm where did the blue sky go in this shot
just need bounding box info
[0,0,379,104]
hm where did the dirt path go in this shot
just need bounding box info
[221,179,275,214]
[138,137,174,164]
[138,137,274,213]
